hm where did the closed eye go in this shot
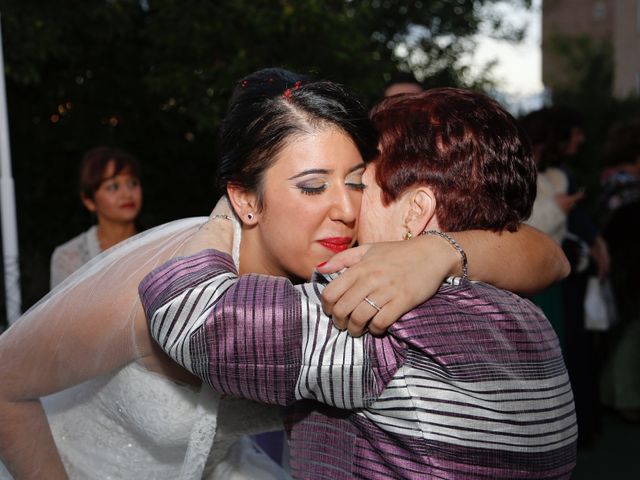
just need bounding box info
[347,182,366,191]
[299,185,327,195]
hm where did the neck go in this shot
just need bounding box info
[238,226,299,281]
[422,217,440,233]
[238,226,269,276]
[96,219,137,251]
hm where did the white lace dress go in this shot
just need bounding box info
[1,217,289,479]
[0,361,286,479]
[50,225,102,289]
[40,363,286,479]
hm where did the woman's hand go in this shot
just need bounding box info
[317,225,569,337]
[317,237,457,337]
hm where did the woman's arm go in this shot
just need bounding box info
[140,220,403,410]
[458,224,570,290]
[319,224,570,336]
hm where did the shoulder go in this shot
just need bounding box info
[52,227,94,259]
[439,280,540,311]
[50,227,97,282]
[545,167,569,192]
[399,280,546,333]
[395,281,559,362]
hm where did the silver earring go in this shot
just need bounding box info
[247,213,254,220]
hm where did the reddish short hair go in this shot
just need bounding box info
[370,88,536,232]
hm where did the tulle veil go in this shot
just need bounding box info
[0,206,287,479]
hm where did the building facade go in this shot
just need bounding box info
[543,0,640,97]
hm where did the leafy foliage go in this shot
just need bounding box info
[0,0,529,317]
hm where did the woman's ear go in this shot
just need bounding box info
[81,194,96,213]
[226,184,259,226]
[404,186,437,236]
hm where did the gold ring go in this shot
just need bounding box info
[363,296,382,312]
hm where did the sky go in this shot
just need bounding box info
[466,0,544,108]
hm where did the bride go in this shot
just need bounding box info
[0,68,567,479]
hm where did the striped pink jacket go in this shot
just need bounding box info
[140,250,577,479]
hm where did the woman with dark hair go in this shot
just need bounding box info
[0,69,566,479]
[50,146,143,287]
[142,87,576,479]
[521,108,584,244]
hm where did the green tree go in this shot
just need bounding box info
[0,0,531,317]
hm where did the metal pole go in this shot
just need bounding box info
[0,13,22,325]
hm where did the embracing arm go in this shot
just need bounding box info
[455,224,569,291]
[140,245,403,409]
[319,224,569,335]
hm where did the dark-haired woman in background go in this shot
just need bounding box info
[50,146,143,288]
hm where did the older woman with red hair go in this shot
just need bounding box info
[141,88,576,479]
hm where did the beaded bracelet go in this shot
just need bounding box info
[421,230,468,281]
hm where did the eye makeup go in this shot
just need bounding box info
[290,162,367,195]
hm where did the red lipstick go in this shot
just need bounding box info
[318,237,352,253]
[120,202,136,209]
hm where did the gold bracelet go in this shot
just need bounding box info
[421,230,468,280]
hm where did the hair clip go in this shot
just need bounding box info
[241,79,248,88]
[283,81,303,99]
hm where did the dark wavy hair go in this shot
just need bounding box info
[519,106,583,171]
[216,68,378,208]
[370,88,536,232]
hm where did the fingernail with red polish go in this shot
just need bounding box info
[316,261,327,268]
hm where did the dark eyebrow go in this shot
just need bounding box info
[348,162,366,173]
[287,162,366,181]
[288,169,330,180]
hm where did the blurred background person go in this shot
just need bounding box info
[522,107,614,445]
[520,107,583,349]
[550,106,610,446]
[599,118,640,222]
[50,146,143,288]
[598,118,640,424]
[382,72,424,97]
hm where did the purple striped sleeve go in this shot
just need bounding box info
[204,273,304,405]
[139,249,237,318]
[140,250,407,409]
[139,249,240,375]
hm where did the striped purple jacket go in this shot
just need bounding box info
[139,250,577,479]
